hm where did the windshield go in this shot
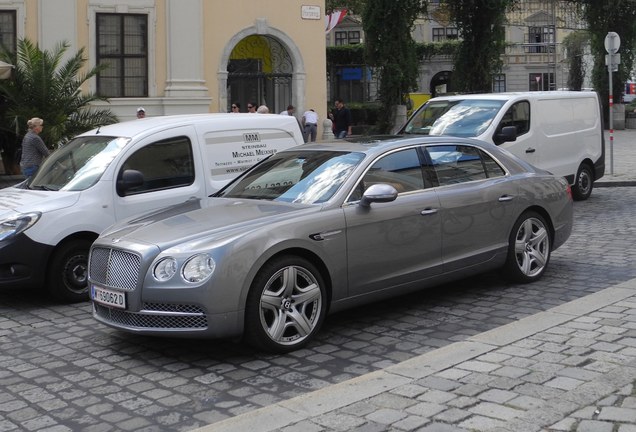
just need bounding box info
[403,99,505,137]
[29,136,130,191]
[219,150,365,204]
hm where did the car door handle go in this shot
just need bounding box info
[420,208,439,215]
[498,195,514,202]
[525,148,536,153]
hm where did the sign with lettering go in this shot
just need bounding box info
[301,5,320,20]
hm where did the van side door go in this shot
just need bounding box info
[113,126,205,220]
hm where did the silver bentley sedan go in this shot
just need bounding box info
[89,136,573,352]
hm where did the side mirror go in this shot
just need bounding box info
[359,183,398,207]
[494,125,518,144]
[117,169,144,196]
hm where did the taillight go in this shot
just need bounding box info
[566,183,573,201]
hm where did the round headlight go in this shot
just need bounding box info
[153,257,177,281]
[182,254,215,283]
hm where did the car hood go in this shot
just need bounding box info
[0,186,80,218]
[101,198,318,248]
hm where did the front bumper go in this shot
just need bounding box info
[0,234,53,290]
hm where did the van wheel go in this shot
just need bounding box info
[48,239,92,303]
[244,256,327,353]
[572,163,593,201]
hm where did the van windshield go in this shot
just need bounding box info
[402,99,505,137]
[28,136,130,191]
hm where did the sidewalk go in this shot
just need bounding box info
[200,279,636,432]
[596,128,636,186]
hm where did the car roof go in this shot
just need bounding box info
[287,135,499,157]
[429,90,597,101]
[78,113,300,139]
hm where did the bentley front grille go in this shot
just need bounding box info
[90,247,141,291]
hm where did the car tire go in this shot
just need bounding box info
[48,239,92,303]
[572,163,593,201]
[245,255,327,353]
[503,211,551,283]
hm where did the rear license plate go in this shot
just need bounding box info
[92,285,126,309]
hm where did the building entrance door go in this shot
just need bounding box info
[227,35,293,114]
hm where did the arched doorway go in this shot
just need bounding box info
[430,71,453,98]
[227,35,293,113]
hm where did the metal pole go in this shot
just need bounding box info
[609,47,614,176]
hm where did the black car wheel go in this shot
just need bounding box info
[48,239,92,303]
[245,256,327,353]
[503,211,551,283]
[572,163,593,201]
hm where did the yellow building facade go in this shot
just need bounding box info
[0,0,327,127]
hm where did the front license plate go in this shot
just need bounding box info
[92,285,126,309]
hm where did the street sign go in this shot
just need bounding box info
[606,53,620,72]
[605,32,620,54]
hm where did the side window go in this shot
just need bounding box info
[350,148,425,201]
[480,150,506,178]
[498,101,530,137]
[118,136,194,196]
[428,145,503,186]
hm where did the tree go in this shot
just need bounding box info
[326,0,366,14]
[0,39,117,173]
[445,0,516,93]
[567,1,636,125]
[562,30,590,91]
[362,0,427,133]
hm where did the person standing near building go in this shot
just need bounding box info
[230,102,241,113]
[280,105,295,116]
[136,107,146,118]
[20,117,49,179]
[247,102,257,113]
[301,109,319,143]
[329,98,352,138]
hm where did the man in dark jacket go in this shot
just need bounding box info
[330,98,352,138]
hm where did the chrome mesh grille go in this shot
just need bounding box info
[94,303,208,329]
[143,303,205,314]
[90,247,141,291]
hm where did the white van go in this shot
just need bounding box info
[0,114,304,302]
[400,91,605,201]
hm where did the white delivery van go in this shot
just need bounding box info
[0,114,304,302]
[400,91,605,201]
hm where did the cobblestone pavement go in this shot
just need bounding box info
[0,131,636,431]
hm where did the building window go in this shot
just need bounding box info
[0,10,16,54]
[335,30,360,46]
[529,72,554,91]
[527,26,554,53]
[348,31,361,44]
[432,27,458,42]
[492,74,506,92]
[96,13,148,97]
